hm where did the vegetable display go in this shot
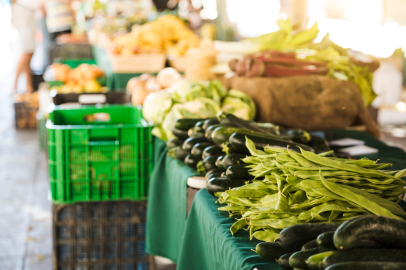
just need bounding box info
[215,137,406,243]
[142,80,256,140]
[46,64,106,93]
[110,14,200,55]
[253,216,406,270]
[238,19,377,106]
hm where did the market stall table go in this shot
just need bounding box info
[146,129,406,267]
[146,138,198,262]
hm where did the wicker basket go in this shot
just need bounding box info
[168,55,188,73]
[108,53,166,73]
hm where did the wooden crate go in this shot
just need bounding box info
[168,55,188,73]
[108,53,166,73]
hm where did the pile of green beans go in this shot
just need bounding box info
[217,138,406,242]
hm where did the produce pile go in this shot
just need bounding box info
[255,215,406,270]
[142,81,256,140]
[98,12,148,38]
[215,138,406,243]
[165,112,324,179]
[127,67,182,105]
[46,63,106,93]
[238,19,377,106]
[110,14,200,55]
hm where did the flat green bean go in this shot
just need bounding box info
[319,170,402,220]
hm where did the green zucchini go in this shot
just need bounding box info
[211,126,267,146]
[225,143,251,155]
[182,137,209,153]
[255,242,287,261]
[174,118,205,131]
[317,232,335,249]
[202,118,219,131]
[205,168,224,179]
[215,156,225,169]
[322,249,406,269]
[226,164,251,180]
[172,127,189,140]
[229,133,315,154]
[278,252,295,270]
[280,129,311,144]
[188,129,205,138]
[289,247,323,269]
[276,223,341,252]
[203,155,221,172]
[205,171,223,180]
[222,154,246,169]
[202,145,223,159]
[166,138,184,149]
[334,215,406,250]
[194,120,205,132]
[324,262,406,270]
[302,240,319,251]
[184,154,201,168]
[308,135,330,153]
[307,251,336,270]
[191,142,214,159]
[316,231,381,251]
[218,112,272,135]
[206,177,247,196]
[205,124,222,141]
[167,146,188,161]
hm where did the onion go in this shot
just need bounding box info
[156,67,182,89]
[126,73,154,91]
[131,85,150,105]
[145,77,162,92]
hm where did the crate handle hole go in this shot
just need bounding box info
[84,113,110,122]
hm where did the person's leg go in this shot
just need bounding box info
[13,53,34,93]
[12,4,36,93]
[23,53,34,93]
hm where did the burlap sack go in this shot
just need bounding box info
[226,75,380,138]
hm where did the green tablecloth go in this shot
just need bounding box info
[92,46,144,90]
[177,189,282,270]
[145,138,198,262]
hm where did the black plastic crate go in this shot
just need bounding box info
[50,43,94,63]
[51,92,131,106]
[53,201,153,270]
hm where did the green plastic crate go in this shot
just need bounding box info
[53,58,96,68]
[46,105,153,204]
[36,111,47,151]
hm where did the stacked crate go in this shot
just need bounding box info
[47,105,153,270]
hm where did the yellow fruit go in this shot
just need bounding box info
[60,85,72,94]
[84,79,101,93]
[72,85,84,93]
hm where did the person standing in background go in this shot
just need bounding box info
[12,0,44,93]
[45,0,74,42]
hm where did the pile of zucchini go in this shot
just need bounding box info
[256,215,406,270]
[166,112,321,194]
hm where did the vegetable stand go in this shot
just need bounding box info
[146,129,406,268]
